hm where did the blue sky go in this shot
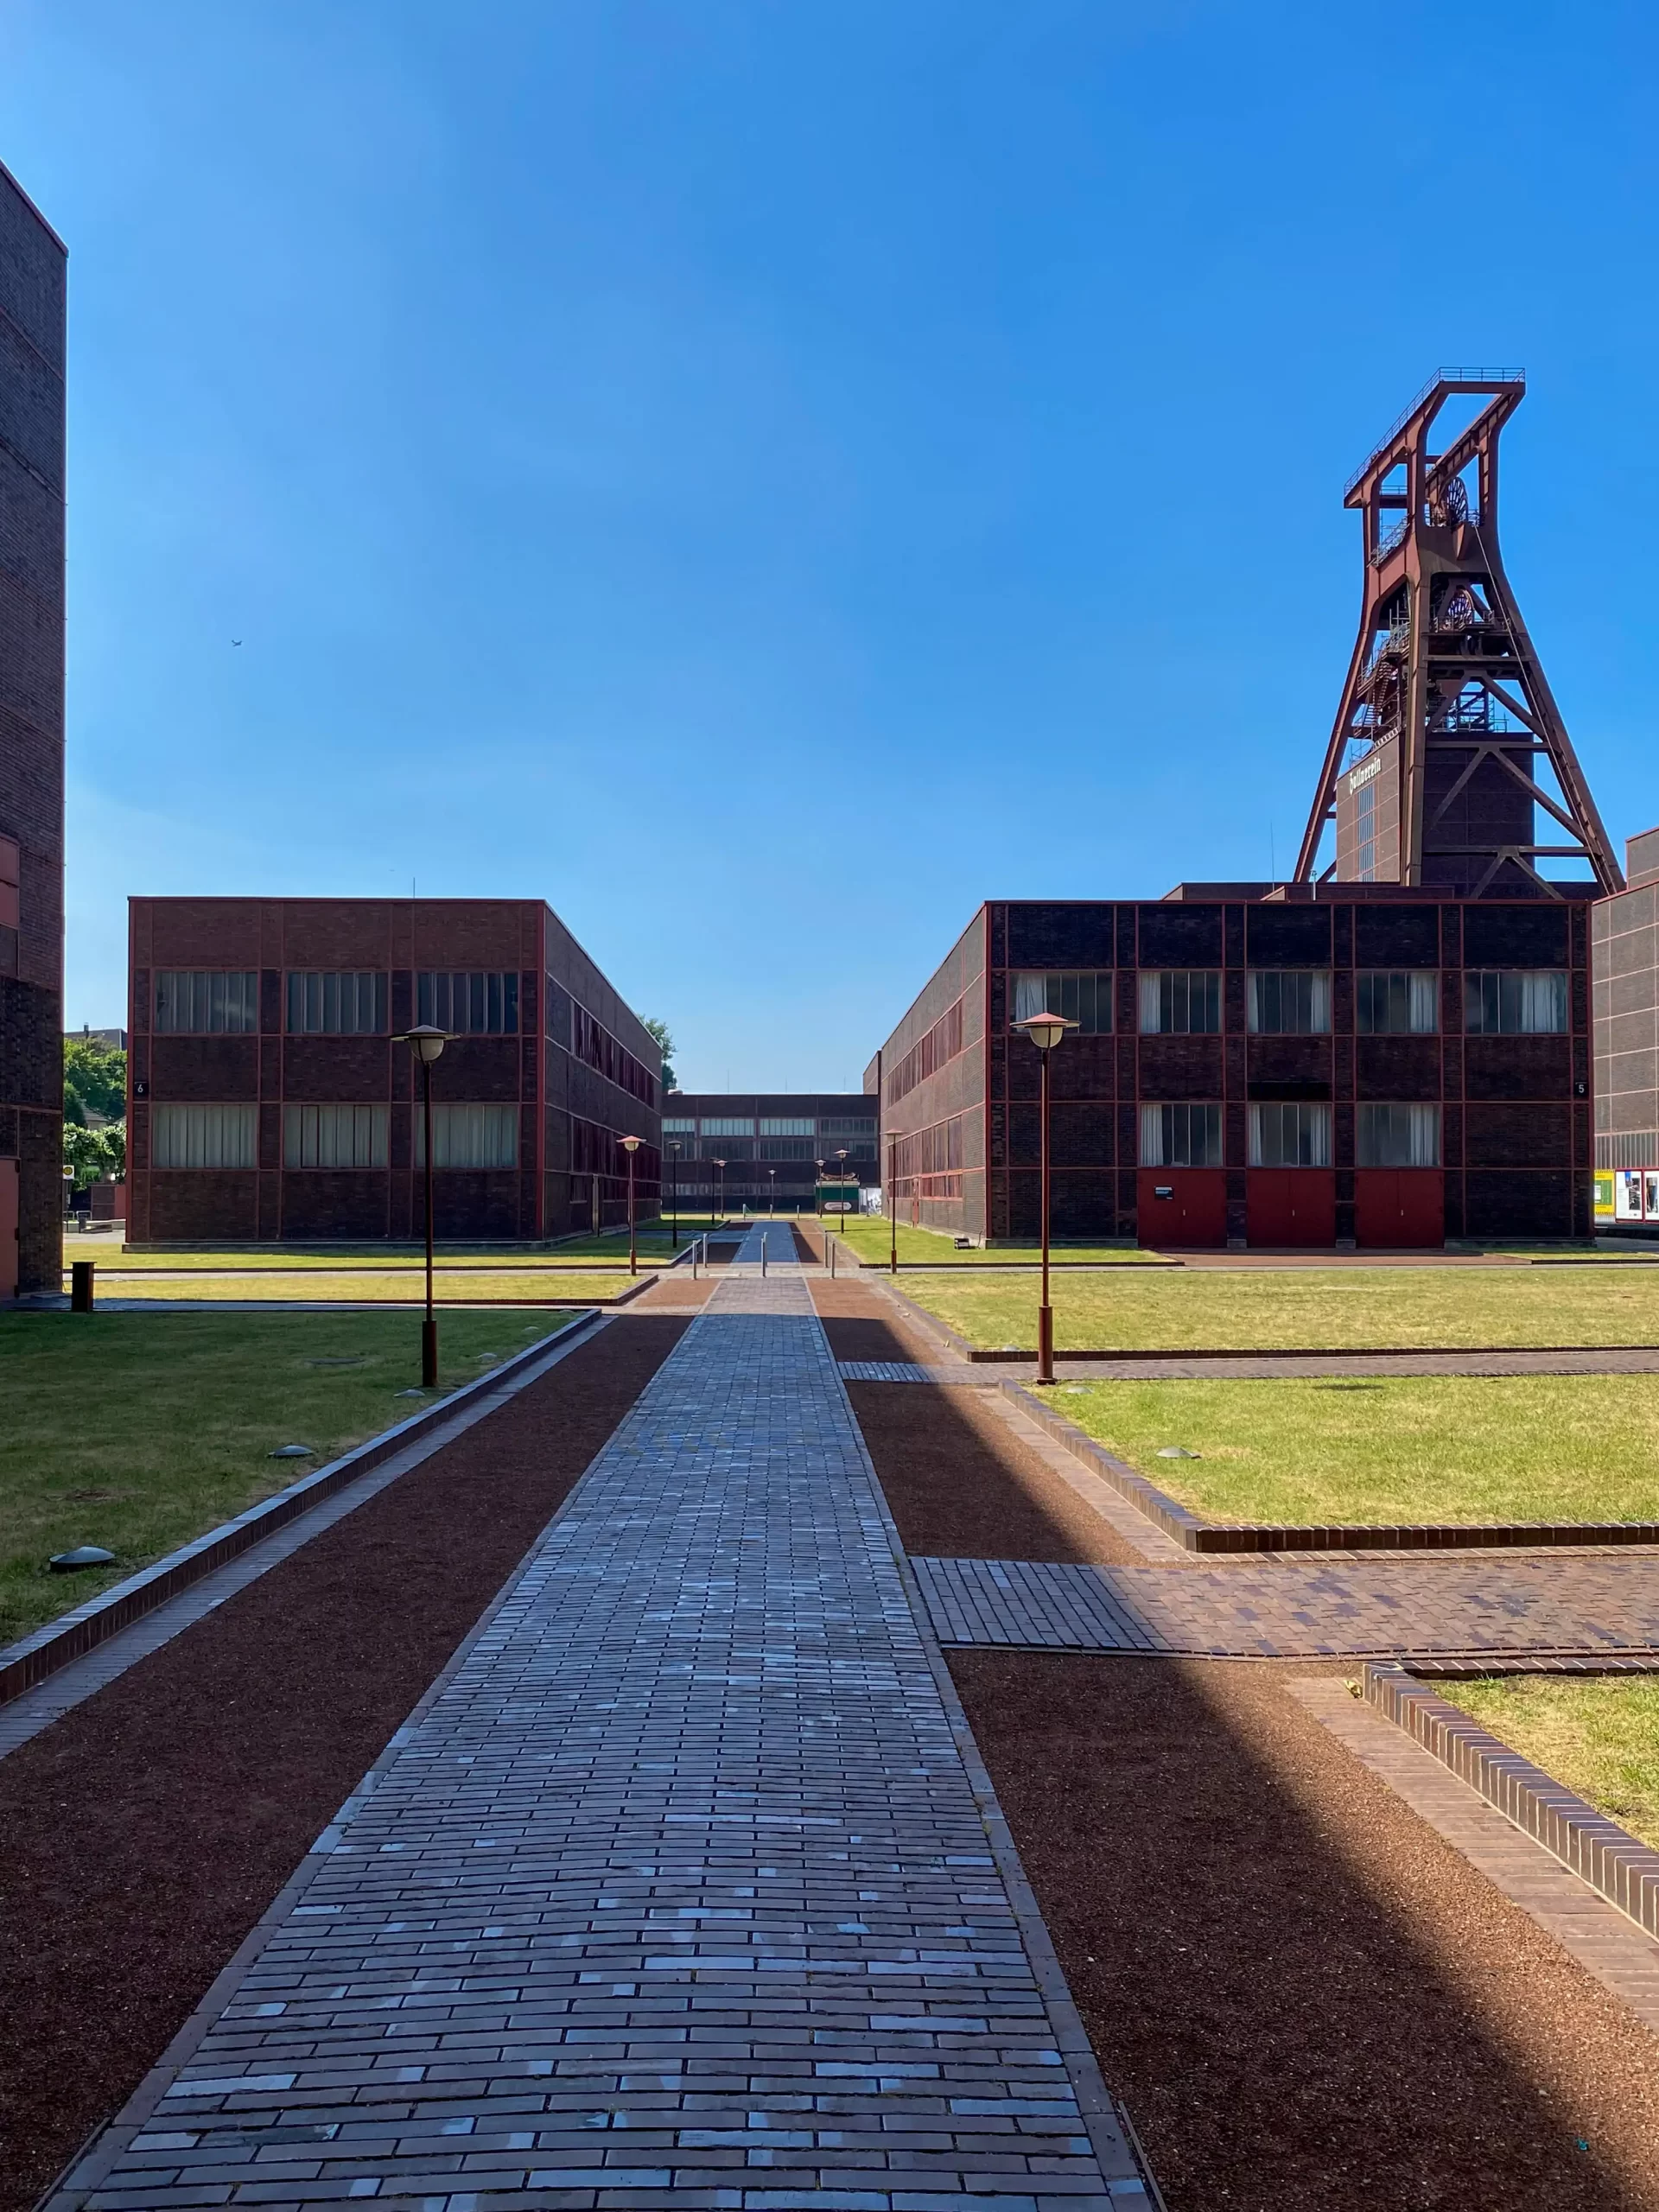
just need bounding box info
[3,0,1656,1088]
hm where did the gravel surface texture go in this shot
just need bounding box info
[950,1650,1659,2211]
[0,1315,687,2212]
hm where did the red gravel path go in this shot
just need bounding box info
[0,1315,685,2212]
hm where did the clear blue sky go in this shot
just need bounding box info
[3,1,1656,1088]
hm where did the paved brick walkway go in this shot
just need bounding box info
[910,1553,1659,1661]
[49,1225,1153,2211]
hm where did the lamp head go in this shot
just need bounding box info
[620,1135,642,1154]
[399,1023,449,1066]
[1014,1008,1077,1054]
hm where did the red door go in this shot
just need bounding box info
[0,1158,16,1301]
[1356,1169,1444,1249]
[1137,1168,1226,1248]
[1247,1169,1337,1248]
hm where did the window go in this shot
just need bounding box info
[818,1116,877,1136]
[1465,970,1568,1035]
[1248,971,1332,1034]
[1357,970,1438,1034]
[1357,1103,1440,1167]
[154,972,257,1034]
[150,1103,256,1168]
[417,971,519,1035]
[1139,1103,1223,1167]
[699,1117,754,1136]
[1354,779,1376,881]
[1249,1103,1332,1167]
[760,1117,815,1136]
[1138,970,1221,1034]
[662,1117,696,1135]
[286,971,387,1035]
[888,999,966,1103]
[283,1104,389,1168]
[1011,971,1113,1034]
[760,1137,814,1160]
[414,1103,518,1169]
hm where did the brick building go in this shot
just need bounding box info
[661,1094,878,1212]
[872,886,1592,1249]
[1592,829,1659,1231]
[0,162,67,1297]
[126,899,661,1244]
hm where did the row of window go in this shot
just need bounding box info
[1139,1101,1442,1170]
[1014,969,1568,1037]
[155,970,523,1038]
[663,1137,875,1162]
[661,1116,877,1140]
[148,1101,649,1173]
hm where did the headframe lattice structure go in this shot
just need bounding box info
[1295,370,1622,899]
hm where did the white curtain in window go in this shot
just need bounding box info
[414,1103,518,1169]
[1408,971,1439,1033]
[1137,974,1164,1033]
[284,1103,388,1168]
[151,1103,257,1168]
[1357,1103,1440,1167]
[1249,1103,1332,1167]
[1247,972,1332,1034]
[1012,973,1050,1023]
[1516,970,1568,1033]
[1138,1103,1166,1166]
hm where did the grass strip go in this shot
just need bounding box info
[1049,1372,1659,1527]
[829,1220,1156,1266]
[1433,1675,1659,1850]
[0,1307,574,1646]
[88,1268,639,1303]
[902,1264,1659,1351]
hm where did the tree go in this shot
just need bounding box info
[62,1122,109,1187]
[64,1036,126,1125]
[643,1016,677,1092]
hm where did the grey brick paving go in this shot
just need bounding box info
[911,1554,1659,1660]
[836,1365,980,1387]
[47,1226,1152,2212]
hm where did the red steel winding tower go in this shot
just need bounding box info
[1295,369,1622,899]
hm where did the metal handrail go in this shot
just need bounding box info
[1344,366,1525,497]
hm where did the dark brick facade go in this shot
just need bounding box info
[0,162,66,1294]
[870,887,1592,1249]
[662,1095,880,1211]
[126,899,661,1245]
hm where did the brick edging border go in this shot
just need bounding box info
[1364,1662,1659,1937]
[0,1310,604,1710]
[1003,1381,1659,1554]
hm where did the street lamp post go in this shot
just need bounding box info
[887,1131,905,1274]
[713,1157,726,1224]
[620,1135,642,1275]
[814,1159,824,1218]
[1014,1006,1077,1384]
[668,1141,681,1249]
[397,1022,451,1388]
[768,1167,776,1216]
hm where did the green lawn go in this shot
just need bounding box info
[902,1265,1659,1351]
[72,1234,692,1271]
[1433,1675,1659,1850]
[0,1307,575,1648]
[828,1219,1155,1266]
[1049,1374,1659,1526]
[90,1268,641,1304]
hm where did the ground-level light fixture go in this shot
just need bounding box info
[394,1023,452,1386]
[1013,1006,1077,1382]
